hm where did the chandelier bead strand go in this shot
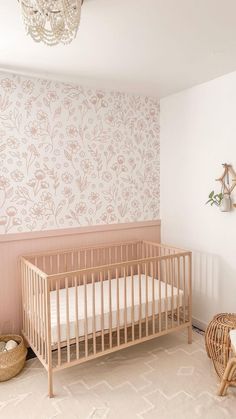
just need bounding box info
[19,0,83,46]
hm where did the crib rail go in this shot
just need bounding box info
[21,240,192,397]
[21,258,50,369]
[24,240,141,274]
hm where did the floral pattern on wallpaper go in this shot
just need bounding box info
[0,73,160,234]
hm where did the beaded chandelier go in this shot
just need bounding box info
[19,0,83,46]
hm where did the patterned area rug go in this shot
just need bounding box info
[0,329,235,418]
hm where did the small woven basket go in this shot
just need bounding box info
[0,335,27,382]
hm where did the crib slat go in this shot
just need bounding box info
[188,254,192,343]
[25,264,30,344]
[131,265,135,341]
[145,263,148,337]
[151,262,155,335]
[183,256,186,323]
[100,271,105,352]
[35,273,39,352]
[170,258,174,328]
[23,262,29,338]
[38,272,42,358]
[41,275,46,361]
[44,279,48,364]
[56,279,61,366]
[158,259,162,333]
[177,257,180,325]
[28,266,31,342]
[32,271,35,349]
[108,268,112,349]
[84,274,88,358]
[35,272,38,350]
[30,267,34,345]
[124,266,127,344]
[65,277,70,363]
[138,264,142,339]
[43,274,46,360]
[38,273,42,358]
[45,276,53,396]
[27,266,30,343]
[44,277,48,362]
[108,248,112,348]
[22,262,26,337]
[116,267,120,347]
[165,259,168,330]
[74,276,79,360]
[92,272,96,355]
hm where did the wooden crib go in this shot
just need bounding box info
[20,240,192,397]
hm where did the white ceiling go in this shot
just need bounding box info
[1,0,236,98]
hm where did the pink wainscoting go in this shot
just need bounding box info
[0,220,161,334]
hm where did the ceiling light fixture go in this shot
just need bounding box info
[18,0,84,46]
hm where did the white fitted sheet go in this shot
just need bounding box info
[50,274,183,344]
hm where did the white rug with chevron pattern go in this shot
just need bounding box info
[0,329,235,419]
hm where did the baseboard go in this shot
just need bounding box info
[192,316,208,332]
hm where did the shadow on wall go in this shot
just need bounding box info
[192,250,220,329]
[192,250,236,329]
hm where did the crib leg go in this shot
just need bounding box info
[188,325,192,344]
[48,368,54,398]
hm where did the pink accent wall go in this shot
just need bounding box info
[0,220,161,334]
[0,72,160,234]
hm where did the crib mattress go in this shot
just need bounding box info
[50,274,183,344]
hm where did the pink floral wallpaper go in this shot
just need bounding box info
[0,72,160,234]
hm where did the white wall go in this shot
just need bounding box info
[160,71,236,329]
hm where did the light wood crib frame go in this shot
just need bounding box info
[20,240,192,397]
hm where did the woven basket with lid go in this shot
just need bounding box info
[0,335,27,382]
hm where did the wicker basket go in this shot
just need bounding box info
[0,335,27,382]
[205,313,236,378]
